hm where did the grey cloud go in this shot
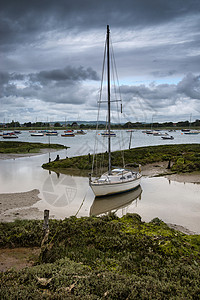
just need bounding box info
[121,83,177,101]
[10,73,25,81]
[37,66,99,83]
[0,65,99,105]
[1,0,200,49]
[120,73,200,113]
[1,0,200,122]
[0,72,9,85]
[177,73,200,100]
[151,70,177,78]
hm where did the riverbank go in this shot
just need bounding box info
[0,141,66,159]
[0,148,61,160]
[141,161,200,183]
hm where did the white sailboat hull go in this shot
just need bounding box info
[90,174,141,197]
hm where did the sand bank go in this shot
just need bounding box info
[141,162,200,183]
[0,189,44,222]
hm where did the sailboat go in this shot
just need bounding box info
[89,25,142,197]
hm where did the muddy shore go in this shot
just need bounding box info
[141,161,200,183]
[0,189,44,222]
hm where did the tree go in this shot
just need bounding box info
[54,122,62,127]
[71,122,78,128]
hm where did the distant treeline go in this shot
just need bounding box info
[0,119,200,129]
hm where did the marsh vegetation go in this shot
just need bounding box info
[42,144,200,175]
[0,141,66,154]
[0,215,200,298]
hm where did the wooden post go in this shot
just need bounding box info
[167,159,171,169]
[129,131,133,149]
[43,209,49,237]
[40,210,50,262]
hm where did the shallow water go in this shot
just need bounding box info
[0,129,199,157]
[0,131,200,232]
[0,152,199,233]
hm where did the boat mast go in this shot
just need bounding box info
[107,25,111,175]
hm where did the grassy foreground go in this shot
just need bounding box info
[0,215,200,299]
[0,141,66,154]
[42,143,200,174]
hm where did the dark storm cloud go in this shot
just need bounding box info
[1,0,200,49]
[1,0,200,122]
[36,66,99,84]
[0,65,99,104]
[0,72,9,85]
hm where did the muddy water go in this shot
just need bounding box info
[0,150,199,234]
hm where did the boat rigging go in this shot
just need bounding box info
[89,25,142,197]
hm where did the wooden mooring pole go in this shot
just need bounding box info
[43,209,49,237]
[39,210,50,262]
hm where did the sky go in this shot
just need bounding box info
[0,0,200,124]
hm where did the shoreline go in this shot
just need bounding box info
[141,161,200,183]
[0,148,60,160]
[1,153,200,183]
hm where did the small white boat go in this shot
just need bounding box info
[3,134,18,139]
[74,130,87,135]
[144,130,154,134]
[153,132,168,136]
[184,131,199,135]
[101,131,116,137]
[161,135,174,140]
[14,130,21,134]
[90,26,141,197]
[45,131,58,136]
[181,129,190,132]
[61,132,75,137]
[31,132,44,136]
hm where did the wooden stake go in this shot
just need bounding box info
[43,209,49,237]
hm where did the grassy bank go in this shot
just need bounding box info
[0,215,199,298]
[42,143,200,175]
[0,141,66,154]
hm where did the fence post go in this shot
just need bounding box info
[43,209,49,237]
[39,209,50,262]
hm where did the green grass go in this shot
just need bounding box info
[0,215,200,299]
[0,141,66,154]
[42,143,200,174]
